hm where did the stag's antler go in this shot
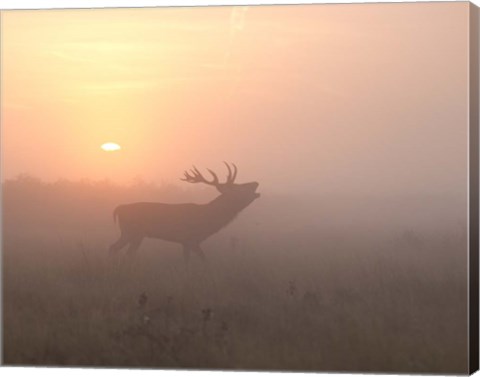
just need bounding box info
[224,162,238,184]
[181,163,238,186]
[181,166,219,186]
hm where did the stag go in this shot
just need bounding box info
[109,163,260,261]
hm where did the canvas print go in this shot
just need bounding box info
[1,1,479,374]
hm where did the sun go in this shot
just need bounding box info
[101,142,121,152]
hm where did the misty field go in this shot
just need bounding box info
[2,177,468,373]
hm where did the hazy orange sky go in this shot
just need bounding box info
[0,2,470,195]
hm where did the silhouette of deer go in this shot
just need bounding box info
[109,162,260,261]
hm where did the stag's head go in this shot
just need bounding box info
[181,162,260,206]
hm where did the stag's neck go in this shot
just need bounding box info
[206,194,246,225]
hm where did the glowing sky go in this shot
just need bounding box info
[0,3,471,195]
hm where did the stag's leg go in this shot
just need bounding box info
[109,235,129,256]
[126,237,143,257]
[193,244,206,262]
[182,244,192,267]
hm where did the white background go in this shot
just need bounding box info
[0,0,475,9]
[0,0,478,377]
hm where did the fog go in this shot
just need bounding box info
[1,2,472,373]
[1,2,469,196]
[2,174,468,372]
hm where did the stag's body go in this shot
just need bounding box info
[109,163,259,260]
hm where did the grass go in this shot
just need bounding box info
[2,229,468,373]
